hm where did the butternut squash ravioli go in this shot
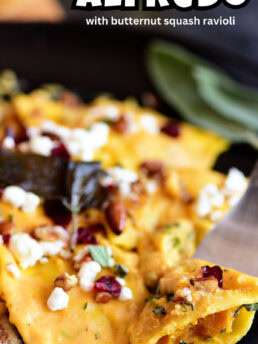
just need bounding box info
[0,81,257,344]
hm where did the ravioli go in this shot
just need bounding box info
[130,260,258,344]
[0,81,256,344]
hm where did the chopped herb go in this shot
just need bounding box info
[234,303,258,317]
[220,328,226,334]
[171,237,181,247]
[83,302,88,310]
[8,214,13,223]
[166,293,174,302]
[153,306,166,315]
[180,302,194,312]
[245,303,258,312]
[114,264,129,278]
[94,333,99,340]
[101,119,114,125]
[179,341,189,344]
[88,245,113,268]
[161,222,180,232]
[190,279,195,286]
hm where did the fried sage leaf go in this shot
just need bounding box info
[147,41,258,149]
[0,149,108,212]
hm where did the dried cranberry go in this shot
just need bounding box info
[51,143,70,161]
[112,116,128,133]
[94,276,121,297]
[161,122,180,138]
[77,224,105,245]
[2,233,10,245]
[43,199,72,228]
[14,126,29,145]
[198,265,223,288]
[0,188,3,198]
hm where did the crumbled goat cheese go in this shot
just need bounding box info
[106,246,115,267]
[196,184,224,218]
[0,235,3,245]
[124,112,138,133]
[47,287,69,311]
[145,180,158,194]
[140,114,159,135]
[2,136,15,149]
[39,121,110,162]
[78,261,101,292]
[119,287,133,301]
[9,233,44,269]
[29,136,56,156]
[88,105,120,121]
[40,241,65,256]
[210,210,223,222]
[6,264,21,278]
[3,186,40,212]
[39,257,49,264]
[181,287,192,302]
[115,277,126,286]
[223,168,247,206]
[100,167,138,196]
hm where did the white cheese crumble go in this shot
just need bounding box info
[78,261,101,292]
[39,257,49,264]
[2,186,40,212]
[181,287,192,302]
[119,286,133,301]
[195,184,224,218]
[223,168,247,206]
[145,180,158,194]
[88,105,120,121]
[40,240,65,256]
[6,264,20,278]
[29,136,56,156]
[2,136,15,149]
[60,249,72,260]
[47,287,69,311]
[9,233,44,269]
[40,120,110,162]
[73,246,89,263]
[115,277,126,286]
[140,114,159,135]
[100,167,138,196]
[0,235,3,245]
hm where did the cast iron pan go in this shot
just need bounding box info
[0,23,257,343]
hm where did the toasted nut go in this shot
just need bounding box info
[105,200,126,235]
[131,180,144,196]
[140,160,166,185]
[33,225,69,243]
[195,278,218,293]
[0,221,14,234]
[54,273,78,292]
[95,292,112,303]
[112,116,128,133]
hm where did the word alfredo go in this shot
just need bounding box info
[72,0,248,10]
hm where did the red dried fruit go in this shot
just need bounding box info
[77,224,105,245]
[0,188,4,198]
[43,199,72,228]
[0,221,14,234]
[161,122,180,138]
[94,276,121,297]
[2,233,10,245]
[196,266,223,288]
[105,200,126,235]
[140,160,166,185]
[51,143,70,161]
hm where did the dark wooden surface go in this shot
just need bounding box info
[0,22,257,342]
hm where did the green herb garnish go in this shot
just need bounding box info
[153,306,166,315]
[166,293,174,302]
[190,279,195,286]
[94,333,99,340]
[180,302,194,312]
[179,341,189,344]
[244,303,258,312]
[8,214,13,223]
[83,302,88,310]
[114,264,129,278]
[220,328,226,334]
[147,41,258,149]
[88,245,113,268]
[171,237,181,247]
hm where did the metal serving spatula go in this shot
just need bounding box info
[194,162,258,277]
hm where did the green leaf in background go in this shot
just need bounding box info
[88,245,113,268]
[194,66,258,131]
[147,41,258,149]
